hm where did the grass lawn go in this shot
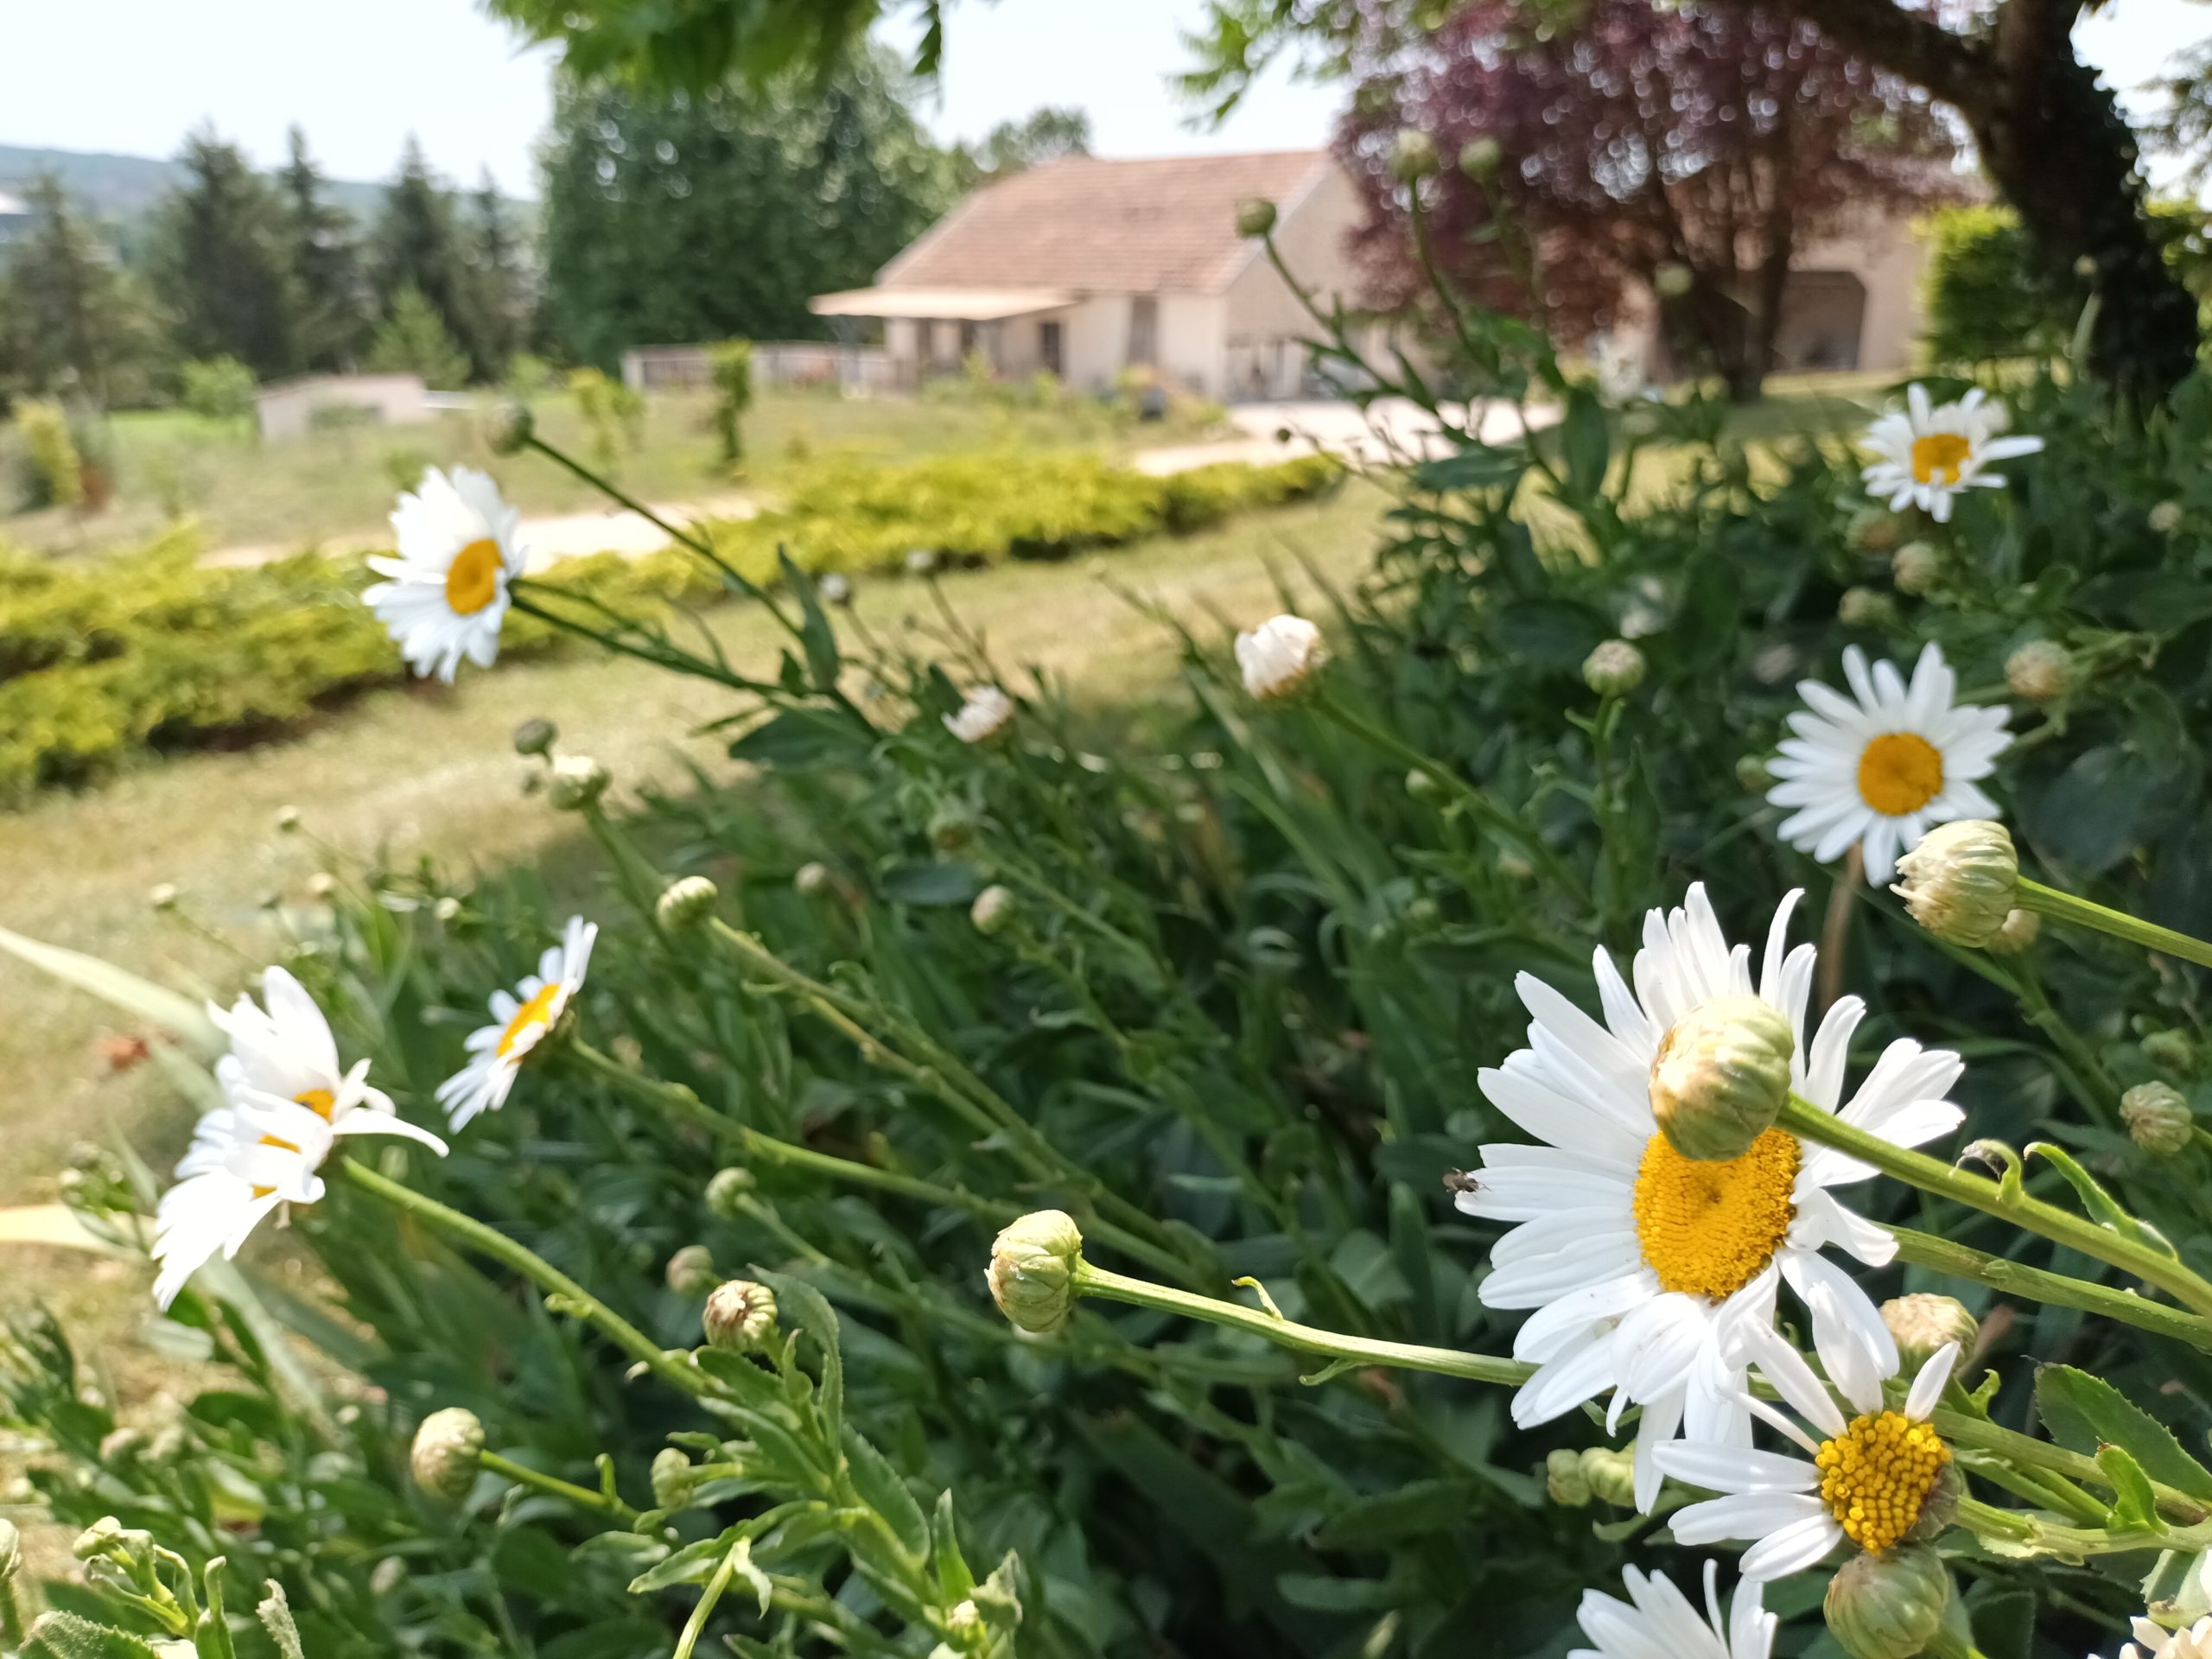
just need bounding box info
[2,385,1230,560]
[0,480,1388,1207]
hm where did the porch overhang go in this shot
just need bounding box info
[808,286,1077,322]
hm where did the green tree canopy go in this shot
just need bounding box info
[537,53,957,366]
[0,175,161,406]
[370,139,473,362]
[279,126,369,372]
[458,171,530,381]
[149,130,301,380]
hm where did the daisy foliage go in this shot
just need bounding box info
[1456,885,1964,1509]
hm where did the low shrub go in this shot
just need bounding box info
[179,356,257,424]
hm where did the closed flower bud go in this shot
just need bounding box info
[1891,541,1941,595]
[1236,197,1278,238]
[275,804,302,834]
[1849,509,1903,554]
[2123,1081,2195,1155]
[1406,767,1439,798]
[410,1408,485,1501]
[1649,994,1794,1161]
[929,802,978,851]
[704,1166,754,1220]
[1579,1445,1637,1508]
[1390,129,1439,181]
[148,883,179,912]
[794,861,831,896]
[665,1243,718,1297]
[1736,753,1771,792]
[1545,1447,1592,1507]
[307,872,338,901]
[512,717,557,758]
[1581,639,1646,697]
[906,547,938,575]
[1236,613,1325,701]
[548,754,611,810]
[704,1279,779,1351]
[2144,1029,2197,1073]
[1459,137,1503,179]
[483,398,535,456]
[817,571,853,607]
[1825,1541,1951,1659]
[2005,639,2075,702]
[1892,820,2018,949]
[987,1209,1084,1336]
[1653,261,1694,300]
[947,1599,982,1638]
[657,874,718,931]
[1881,1293,1978,1373]
[1839,587,1896,628]
[969,884,1017,936]
[2151,500,2184,535]
[434,894,462,923]
[1992,906,2038,954]
[651,1446,700,1511]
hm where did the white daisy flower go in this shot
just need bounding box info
[1764,642,2011,887]
[1656,1319,1960,1580]
[436,915,597,1131]
[1573,1560,1775,1659]
[2100,1617,2212,1659]
[154,967,448,1308]
[1456,884,1966,1510]
[1235,613,1324,700]
[365,467,528,683]
[1859,385,2043,524]
[943,686,1015,745]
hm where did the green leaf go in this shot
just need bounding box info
[779,550,842,691]
[2035,1365,2212,1502]
[878,862,982,907]
[255,1584,304,1659]
[1312,1479,1475,1548]
[1275,1573,1402,1612]
[757,1268,842,1442]
[842,1427,930,1560]
[0,925,222,1058]
[930,1491,976,1603]
[1966,1589,2036,1659]
[191,1559,234,1659]
[2025,1143,2175,1256]
[627,1533,736,1594]
[1558,385,1611,507]
[19,1613,167,1659]
[2097,1444,2167,1533]
[1488,599,1608,673]
[724,1535,774,1618]
[727,708,858,769]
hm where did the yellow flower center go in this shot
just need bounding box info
[499,982,563,1058]
[1815,1410,1951,1554]
[444,537,505,616]
[296,1088,335,1120]
[250,1129,304,1201]
[1856,733,1944,817]
[1630,1127,1800,1298]
[1910,432,1973,486]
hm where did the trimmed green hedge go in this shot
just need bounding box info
[0,450,1340,801]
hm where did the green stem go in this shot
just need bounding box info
[1886,1224,2212,1352]
[334,1158,708,1401]
[1071,1258,1530,1387]
[2019,877,2212,969]
[1956,1494,2212,1559]
[1777,1096,2212,1318]
[508,588,758,695]
[524,431,766,603]
[673,1536,747,1659]
[479,1449,640,1522]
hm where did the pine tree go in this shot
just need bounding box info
[279,127,368,372]
[152,129,302,379]
[0,175,156,405]
[459,171,528,381]
[370,138,473,370]
[365,283,472,389]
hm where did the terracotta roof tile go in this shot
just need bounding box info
[880,150,1333,296]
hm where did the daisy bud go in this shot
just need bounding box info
[1838,587,1895,629]
[947,1599,982,1638]
[656,874,719,931]
[651,1446,701,1511]
[1848,509,1902,555]
[1236,197,1278,238]
[549,754,611,810]
[1891,541,1941,595]
[665,1243,718,1298]
[1389,129,1439,182]
[2005,639,2074,702]
[704,1278,780,1352]
[1459,137,1503,179]
[410,1407,485,1502]
[2143,1029,2196,1073]
[308,872,338,901]
[148,883,179,912]
[1824,1542,1951,1659]
[1648,994,1794,1161]
[1653,261,1693,300]
[2123,1082,2195,1155]
[1881,1293,1979,1374]
[1581,639,1646,697]
[1406,767,1439,798]
[987,1209,1084,1336]
[483,398,536,456]
[2075,253,2100,281]
[370,1557,407,1596]
[1892,820,2018,949]
[817,571,853,607]
[1236,613,1325,701]
[1544,1447,1592,1507]
[969,884,1018,936]
[275,805,302,834]
[704,1166,754,1219]
[434,894,462,924]
[929,802,979,851]
[2151,500,2183,535]
[1990,906,2038,954]
[906,548,938,575]
[512,717,557,758]
[1578,1446,1637,1508]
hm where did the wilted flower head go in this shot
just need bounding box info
[944,686,1015,745]
[1235,613,1324,701]
[410,1408,485,1501]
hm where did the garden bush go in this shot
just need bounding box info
[12,239,2212,1659]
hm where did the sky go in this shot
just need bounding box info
[0,0,2203,197]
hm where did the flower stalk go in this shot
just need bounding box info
[2016,877,2212,970]
[478,1449,640,1523]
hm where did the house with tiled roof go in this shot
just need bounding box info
[810,149,1379,401]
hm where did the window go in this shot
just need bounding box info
[1127,296,1158,365]
[1039,321,1064,376]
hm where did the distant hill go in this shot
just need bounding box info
[0,143,531,231]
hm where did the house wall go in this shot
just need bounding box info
[1217,164,1373,398]
[255,374,430,443]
